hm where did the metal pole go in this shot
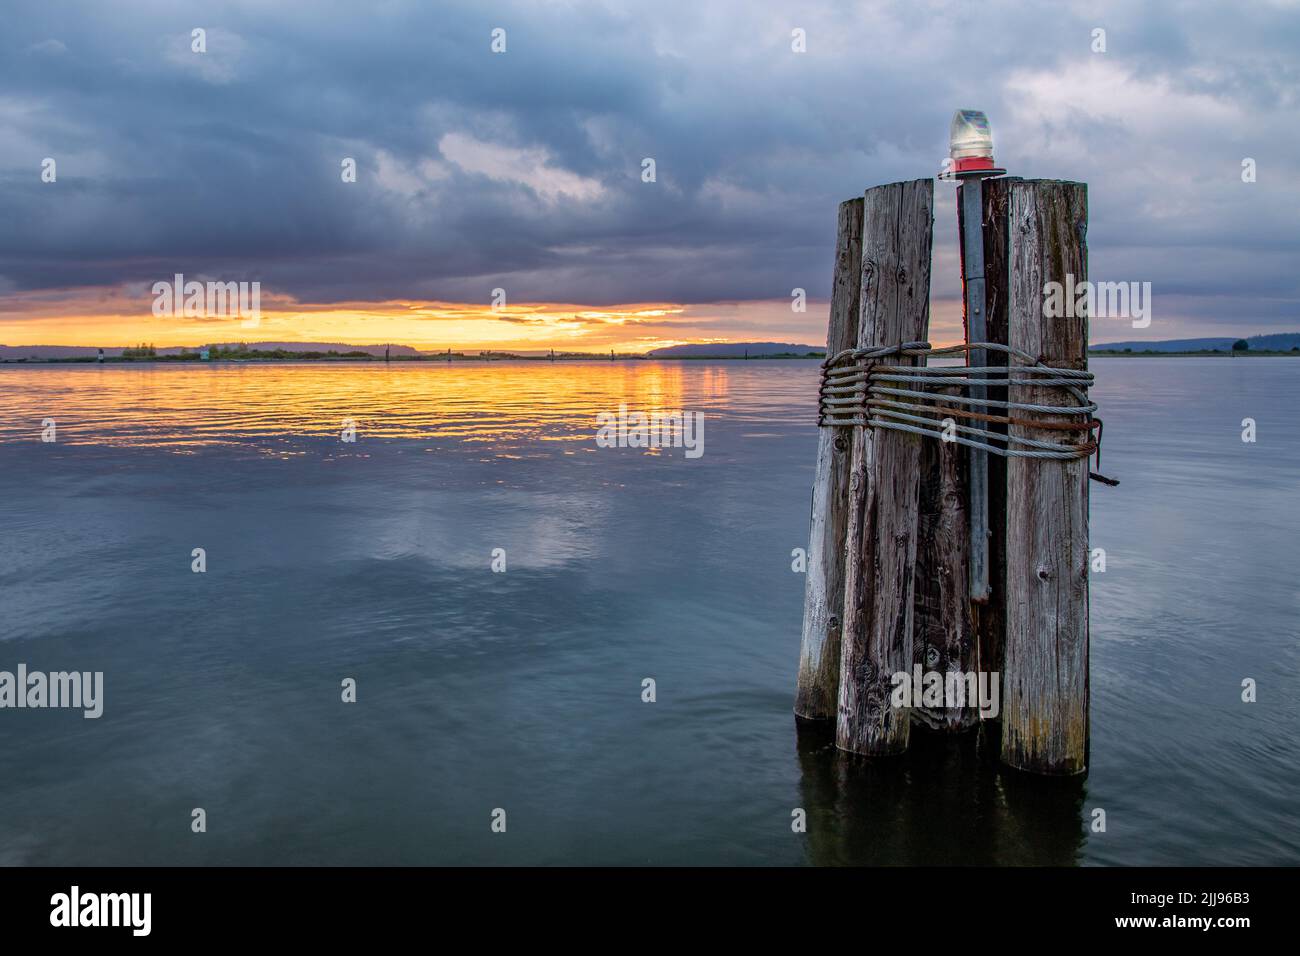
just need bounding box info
[960,179,990,602]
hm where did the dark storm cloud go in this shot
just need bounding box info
[1,0,1298,330]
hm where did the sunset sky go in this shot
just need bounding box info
[2,0,1297,351]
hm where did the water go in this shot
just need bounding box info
[0,358,1296,865]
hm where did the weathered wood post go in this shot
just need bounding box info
[836,178,934,756]
[967,176,1016,709]
[912,387,976,732]
[795,198,863,720]
[910,175,1019,734]
[1001,180,1090,775]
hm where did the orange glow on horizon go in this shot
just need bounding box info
[0,285,969,352]
[0,289,700,352]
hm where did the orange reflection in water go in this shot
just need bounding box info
[0,361,812,452]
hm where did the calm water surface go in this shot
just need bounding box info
[0,358,1296,865]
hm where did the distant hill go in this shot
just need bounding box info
[1,342,421,360]
[1091,333,1300,352]
[648,342,823,358]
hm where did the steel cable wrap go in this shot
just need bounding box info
[817,341,1101,462]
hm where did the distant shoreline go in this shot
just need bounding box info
[0,352,828,365]
[1088,350,1300,357]
[7,350,1298,365]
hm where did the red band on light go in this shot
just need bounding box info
[952,156,996,172]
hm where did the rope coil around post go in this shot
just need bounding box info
[817,341,1114,478]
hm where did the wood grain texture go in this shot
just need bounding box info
[796,198,864,720]
[836,178,934,756]
[912,388,977,732]
[1001,180,1090,775]
[971,177,1016,717]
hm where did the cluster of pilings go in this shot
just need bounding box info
[795,177,1091,777]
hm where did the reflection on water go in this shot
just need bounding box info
[0,361,765,449]
[796,721,1085,865]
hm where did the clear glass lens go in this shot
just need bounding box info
[949,109,994,160]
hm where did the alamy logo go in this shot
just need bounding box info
[595,403,704,458]
[1043,273,1151,329]
[0,664,103,718]
[152,273,261,328]
[890,667,999,719]
[50,886,151,936]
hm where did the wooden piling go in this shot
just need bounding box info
[836,178,934,756]
[796,198,864,720]
[912,388,976,732]
[968,177,1017,711]
[1001,180,1090,775]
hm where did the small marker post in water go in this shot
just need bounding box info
[795,114,1097,776]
